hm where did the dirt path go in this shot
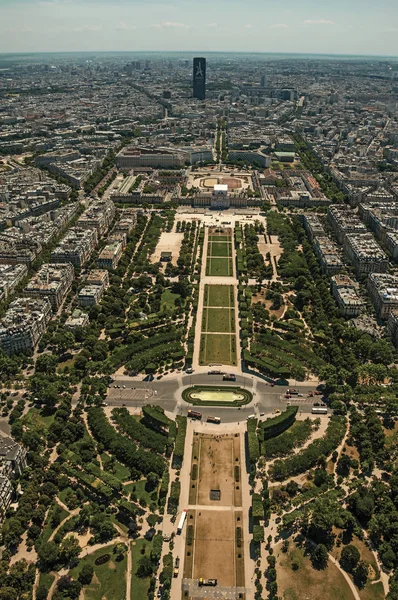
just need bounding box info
[49,506,79,542]
[327,552,361,600]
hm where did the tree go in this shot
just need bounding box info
[136,555,153,578]
[38,541,59,569]
[35,353,58,374]
[312,544,328,569]
[60,536,81,564]
[78,563,94,585]
[36,585,49,600]
[336,454,351,477]
[354,561,369,589]
[0,588,17,600]
[340,545,360,573]
[145,472,159,492]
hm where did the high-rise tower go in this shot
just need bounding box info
[193,57,206,100]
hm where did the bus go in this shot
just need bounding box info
[177,510,187,534]
[187,409,202,420]
[207,416,221,424]
[223,374,236,382]
[311,407,328,415]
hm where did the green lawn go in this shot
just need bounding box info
[125,479,153,506]
[38,572,55,594]
[101,454,131,482]
[205,284,234,307]
[206,256,233,277]
[131,538,153,600]
[200,334,237,366]
[202,308,235,333]
[160,289,179,312]
[208,240,232,257]
[57,486,75,506]
[22,407,55,433]
[69,544,127,600]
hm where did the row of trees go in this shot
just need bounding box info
[87,407,166,477]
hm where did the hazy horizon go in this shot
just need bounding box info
[1,0,398,56]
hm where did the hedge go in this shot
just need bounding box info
[151,533,163,563]
[187,525,194,546]
[253,524,264,543]
[247,418,260,465]
[236,527,242,548]
[258,406,298,442]
[167,480,180,513]
[174,415,187,462]
[142,405,176,439]
[252,493,264,520]
[244,350,290,379]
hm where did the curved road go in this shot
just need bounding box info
[104,372,323,422]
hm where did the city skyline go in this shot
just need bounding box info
[0,0,398,56]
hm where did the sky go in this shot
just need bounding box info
[0,0,397,56]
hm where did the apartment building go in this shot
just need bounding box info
[114,211,138,236]
[344,234,389,276]
[385,231,398,260]
[367,273,398,319]
[0,477,13,513]
[65,308,89,330]
[313,236,343,275]
[86,270,109,289]
[76,199,116,238]
[327,205,367,244]
[303,214,325,241]
[24,263,74,310]
[0,436,27,478]
[97,241,123,270]
[0,264,28,301]
[78,285,104,307]
[0,297,52,355]
[277,192,330,209]
[331,274,365,318]
[387,311,398,348]
[50,228,98,268]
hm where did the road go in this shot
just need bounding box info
[104,372,324,421]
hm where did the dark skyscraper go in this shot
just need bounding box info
[193,57,206,100]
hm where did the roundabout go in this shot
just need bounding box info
[182,385,252,407]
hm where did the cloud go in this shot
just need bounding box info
[270,23,288,29]
[5,27,33,33]
[73,25,102,32]
[245,24,253,29]
[304,19,335,25]
[115,21,136,31]
[151,21,190,29]
[207,23,218,28]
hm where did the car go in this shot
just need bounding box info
[297,393,304,397]
[122,385,126,389]
[273,409,281,415]
[260,412,265,417]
